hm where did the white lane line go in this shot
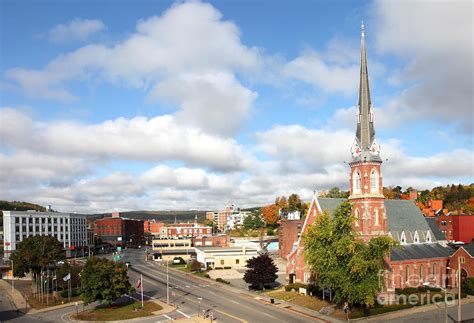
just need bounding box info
[263,313,275,318]
[177,309,190,318]
[162,314,173,320]
[231,300,240,304]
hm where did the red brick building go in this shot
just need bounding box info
[433,214,474,243]
[192,234,229,247]
[422,200,446,217]
[95,212,144,247]
[448,241,474,287]
[286,25,452,291]
[279,219,303,260]
[156,223,212,238]
[144,220,165,234]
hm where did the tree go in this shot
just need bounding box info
[203,219,217,231]
[187,259,204,272]
[275,196,288,212]
[322,187,350,198]
[10,236,65,278]
[303,201,395,308]
[262,204,279,225]
[243,211,264,230]
[57,262,82,290]
[243,254,278,289]
[81,257,134,305]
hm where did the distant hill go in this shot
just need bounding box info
[0,200,46,212]
[93,210,210,223]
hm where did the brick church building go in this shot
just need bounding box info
[286,24,453,292]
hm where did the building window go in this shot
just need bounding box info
[419,264,424,283]
[370,169,379,192]
[220,260,224,265]
[236,259,240,265]
[353,171,361,193]
[459,257,465,264]
[406,266,410,286]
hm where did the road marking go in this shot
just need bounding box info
[231,300,240,304]
[263,312,275,318]
[162,314,173,320]
[213,308,248,323]
[177,309,190,318]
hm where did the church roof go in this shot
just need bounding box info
[390,243,452,261]
[462,240,474,257]
[317,198,437,244]
[424,217,446,241]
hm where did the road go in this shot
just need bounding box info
[0,286,47,322]
[122,248,323,322]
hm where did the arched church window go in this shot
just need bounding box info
[419,264,424,283]
[353,170,361,193]
[370,169,378,192]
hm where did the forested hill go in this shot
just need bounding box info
[94,210,210,223]
[0,200,46,212]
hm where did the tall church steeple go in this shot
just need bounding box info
[351,23,381,163]
[349,24,387,240]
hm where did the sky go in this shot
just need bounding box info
[0,0,473,213]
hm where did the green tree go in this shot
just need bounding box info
[56,262,82,290]
[303,201,395,308]
[243,254,278,289]
[81,257,134,305]
[203,219,217,231]
[10,236,65,278]
[322,187,350,198]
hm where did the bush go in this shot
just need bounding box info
[462,277,474,295]
[266,227,275,236]
[186,260,203,272]
[216,278,230,284]
[349,304,414,319]
[284,283,308,292]
[60,288,82,298]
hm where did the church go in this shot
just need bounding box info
[286,25,453,292]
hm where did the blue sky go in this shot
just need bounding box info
[1,0,473,213]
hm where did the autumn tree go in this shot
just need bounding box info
[243,254,278,289]
[321,187,350,198]
[275,196,288,212]
[261,204,279,225]
[81,257,134,305]
[303,201,396,308]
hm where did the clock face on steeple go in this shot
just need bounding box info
[351,140,361,158]
[369,138,380,155]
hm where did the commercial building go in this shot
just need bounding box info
[144,220,165,234]
[206,204,250,231]
[95,212,144,247]
[2,211,88,257]
[151,238,195,262]
[195,246,258,269]
[432,214,474,244]
[192,234,229,247]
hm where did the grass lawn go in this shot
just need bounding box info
[266,290,330,311]
[73,301,163,321]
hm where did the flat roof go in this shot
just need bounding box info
[195,246,258,252]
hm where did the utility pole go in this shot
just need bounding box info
[141,273,144,308]
[458,261,462,323]
[166,260,169,305]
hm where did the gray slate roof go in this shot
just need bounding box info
[390,243,452,261]
[463,241,474,257]
[425,217,446,241]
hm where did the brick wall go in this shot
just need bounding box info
[279,219,303,260]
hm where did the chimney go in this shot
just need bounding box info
[409,190,418,201]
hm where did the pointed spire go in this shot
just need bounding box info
[356,21,374,149]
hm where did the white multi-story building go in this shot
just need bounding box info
[206,204,251,231]
[3,211,88,257]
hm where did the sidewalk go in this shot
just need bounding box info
[164,264,340,322]
[0,279,83,315]
[351,295,474,322]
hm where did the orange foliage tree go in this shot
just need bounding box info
[261,204,279,225]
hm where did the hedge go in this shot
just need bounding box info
[349,304,414,319]
[462,277,474,295]
[216,278,230,284]
[60,288,82,298]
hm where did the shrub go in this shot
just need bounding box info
[60,288,82,298]
[284,283,308,292]
[462,277,474,295]
[186,260,203,272]
[216,277,230,284]
[349,304,414,319]
[266,227,275,236]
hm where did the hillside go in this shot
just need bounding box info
[0,200,46,212]
[94,210,210,223]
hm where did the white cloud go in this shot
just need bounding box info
[48,18,105,43]
[5,2,260,135]
[0,108,251,172]
[373,0,473,132]
[151,72,257,136]
[283,49,359,95]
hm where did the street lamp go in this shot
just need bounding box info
[423,282,448,323]
[10,259,14,293]
[197,297,202,317]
